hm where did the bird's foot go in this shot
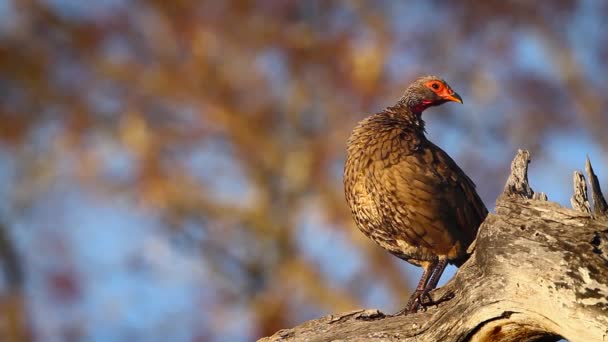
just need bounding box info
[392,289,425,316]
[419,289,454,307]
[393,289,455,316]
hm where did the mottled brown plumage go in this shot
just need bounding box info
[343,75,488,313]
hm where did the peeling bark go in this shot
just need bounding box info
[260,151,608,342]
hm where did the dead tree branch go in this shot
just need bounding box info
[260,150,608,342]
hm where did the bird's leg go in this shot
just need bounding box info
[394,261,437,315]
[419,257,448,307]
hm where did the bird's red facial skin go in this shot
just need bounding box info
[411,100,434,113]
[425,80,445,93]
[425,80,462,104]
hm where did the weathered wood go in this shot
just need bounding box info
[502,149,533,198]
[571,171,591,214]
[501,149,547,201]
[586,156,608,216]
[260,151,608,342]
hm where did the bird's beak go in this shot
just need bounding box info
[443,92,463,104]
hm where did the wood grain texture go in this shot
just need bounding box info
[571,171,591,214]
[586,156,608,216]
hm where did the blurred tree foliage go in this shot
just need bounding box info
[0,0,606,340]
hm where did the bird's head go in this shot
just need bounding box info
[401,75,463,113]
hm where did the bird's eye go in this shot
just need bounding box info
[431,83,440,90]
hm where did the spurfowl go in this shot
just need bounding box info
[343,75,488,313]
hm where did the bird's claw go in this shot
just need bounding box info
[393,290,426,315]
[393,289,455,316]
[420,290,454,307]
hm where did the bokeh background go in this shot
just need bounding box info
[0,1,606,341]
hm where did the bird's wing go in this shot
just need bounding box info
[373,141,488,255]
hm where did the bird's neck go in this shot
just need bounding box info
[385,101,427,132]
[400,94,434,114]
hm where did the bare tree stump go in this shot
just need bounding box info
[260,150,608,342]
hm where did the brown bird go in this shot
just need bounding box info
[343,75,488,313]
